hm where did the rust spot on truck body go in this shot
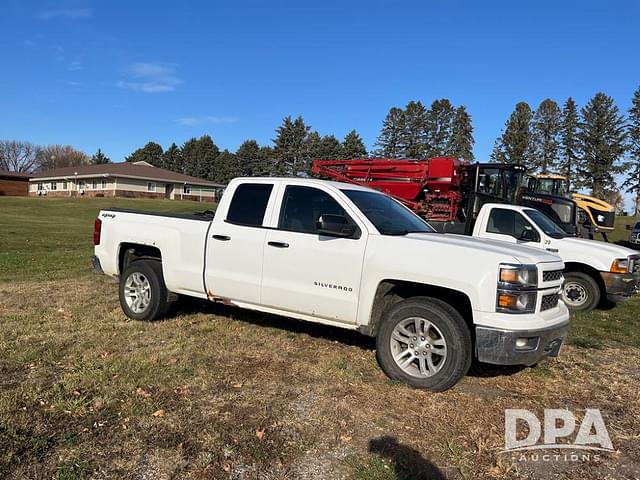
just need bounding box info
[207,290,235,306]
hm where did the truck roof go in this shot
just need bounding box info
[231,176,377,193]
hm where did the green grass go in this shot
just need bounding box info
[0,197,213,282]
[607,214,639,246]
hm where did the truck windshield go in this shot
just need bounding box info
[525,208,566,239]
[342,190,436,235]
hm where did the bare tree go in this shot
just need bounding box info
[37,144,90,170]
[0,140,42,172]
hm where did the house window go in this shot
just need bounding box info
[92,179,97,190]
[79,180,86,189]
[37,183,43,191]
[50,181,57,190]
[62,181,67,190]
[101,179,107,189]
[147,182,156,192]
[183,184,191,194]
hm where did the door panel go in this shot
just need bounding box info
[261,230,366,322]
[204,182,274,304]
[261,185,366,323]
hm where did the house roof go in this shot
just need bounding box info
[30,162,223,187]
[0,171,32,180]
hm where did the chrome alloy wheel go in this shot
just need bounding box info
[124,272,151,313]
[390,317,447,378]
[563,281,588,308]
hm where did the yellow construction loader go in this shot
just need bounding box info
[527,173,616,241]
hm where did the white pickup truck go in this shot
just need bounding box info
[471,203,640,311]
[92,177,570,392]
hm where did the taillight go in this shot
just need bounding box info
[93,218,102,246]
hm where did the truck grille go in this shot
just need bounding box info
[543,270,563,282]
[541,293,559,311]
[630,256,640,274]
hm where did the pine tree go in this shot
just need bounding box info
[273,115,311,175]
[307,132,342,160]
[577,92,627,198]
[425,99,455,158]
[162,143,183,172]
[215,150,242,183]
[559,98,580,187]
[447,106,474,161]
[622,87,640,215]
[182,136,220,179]
[341,130,367,159]
[531,99,562,172]
[236,139,261,176]
[375,107,406,158]
[401,101,428,158]
[125,141,164,166]
[491,102,533,166]
[91,148,111,164]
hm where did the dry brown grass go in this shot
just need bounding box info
[1,277,639,479]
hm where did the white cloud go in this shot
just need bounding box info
[117,62,182,93]
[69,59,83,71]
[38,8,93,20]
[176,116,238,126]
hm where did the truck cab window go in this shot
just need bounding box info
[226,183,273,227]
[487,208,539,241]
[279,185,351,234]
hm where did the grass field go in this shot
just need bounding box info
[1,197,639,480]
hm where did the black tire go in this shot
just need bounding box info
[375,297,472,392]
[562,272,601,312]
[119,260,172,321]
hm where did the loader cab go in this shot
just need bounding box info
[459,163,526,234]
[527,175,571,198]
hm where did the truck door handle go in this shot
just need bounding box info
[267,241,289,248]
[212,234,231,241]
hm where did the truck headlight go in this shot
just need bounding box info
[496,291,537,314]
[610,258,629,274]
[498,264,538,289]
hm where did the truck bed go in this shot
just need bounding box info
[103,207,215,222]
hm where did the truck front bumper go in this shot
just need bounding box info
[600,271,640,299]
[475,320,570,366]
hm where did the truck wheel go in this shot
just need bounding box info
[562,272,600,312]
[376,297,472,392]
[119,260,172,321]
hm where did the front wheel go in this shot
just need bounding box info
[119,260,172,321]
[561,272,601,312]
[376,297,472,392]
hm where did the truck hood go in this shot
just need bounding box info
[404,233,561,264]
[560,237,637,257]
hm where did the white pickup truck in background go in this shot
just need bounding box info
[471,203,640,311]
[92,178,569,391]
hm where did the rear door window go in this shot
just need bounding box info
[226,183,273,227]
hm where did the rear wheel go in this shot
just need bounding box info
[562,272,600,312]
[119,260,172,321]
[376,297,472,392]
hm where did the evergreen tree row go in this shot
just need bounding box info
[374,99,474,161]
[491,90,640,201]
[124,120,367,183]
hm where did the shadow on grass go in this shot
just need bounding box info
[169,296,533,380]
[169,296,377,350]
[368,436,445,480]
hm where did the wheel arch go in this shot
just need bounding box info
[118,242,163,275]
[563,262,606,298]
[361,279,474,338]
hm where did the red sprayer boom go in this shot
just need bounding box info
[311,157,467,222]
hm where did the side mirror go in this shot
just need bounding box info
[519,228,538,242]
[316,214,358,238]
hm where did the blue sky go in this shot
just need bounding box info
[1,0,639,201]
